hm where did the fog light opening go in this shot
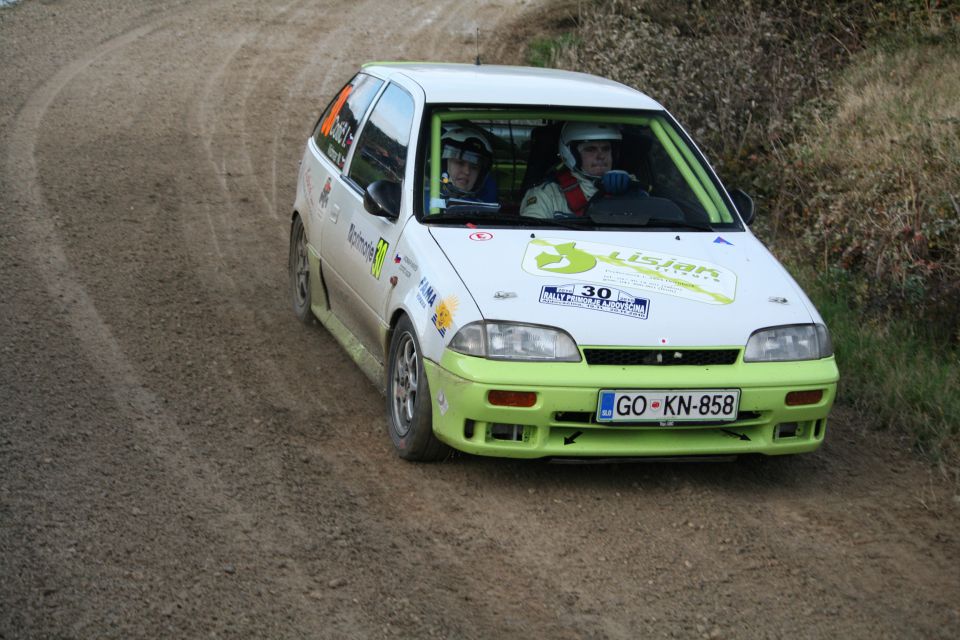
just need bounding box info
[814,419,825,439]
[785,389,823,406]
[490,423,526,442]
[775,422,799,439]
[488,390,537,408]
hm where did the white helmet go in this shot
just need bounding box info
[440,125,493,197]
[558,121,622,174]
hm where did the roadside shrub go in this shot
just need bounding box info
[530,0,960,338]
[510,0,960,472]
[775,41,960,337]
[543,0,874,171]
[799,262,960,478]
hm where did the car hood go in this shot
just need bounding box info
[429,227,818,348]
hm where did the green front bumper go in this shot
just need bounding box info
[425,350,839,459]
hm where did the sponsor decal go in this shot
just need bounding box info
[416,277,437,309]
[522,238,736,305]
[713,236,733,246]
[321,85,352,136]
[320,85,355,169]
[469,231,493,241]
[347,223,378,265]
[394,253,418,278]
[371,238,389,279]
[319,177,332,210]
[437,390,449,416]
[539,284,649,320]
[432,296,458,337]
[304,167,315,202]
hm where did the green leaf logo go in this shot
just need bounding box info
[535,242,597,274]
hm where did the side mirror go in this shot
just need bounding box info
[363,180,401,220]
[729,188,755,226]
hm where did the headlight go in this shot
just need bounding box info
[449,321,581,362]
[744,324,833,362]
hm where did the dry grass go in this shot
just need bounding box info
[503,0,960,477]
[778,41,960,328]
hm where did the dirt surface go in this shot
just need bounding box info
[1,1,958,638]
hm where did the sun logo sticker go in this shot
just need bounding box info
[432,296,458,337]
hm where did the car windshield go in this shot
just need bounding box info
[420,109,741,231]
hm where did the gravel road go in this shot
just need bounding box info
[1,1,958,638]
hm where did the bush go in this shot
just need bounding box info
[508,0,960,472]
[773,41,960,338]
[528,0,960,339]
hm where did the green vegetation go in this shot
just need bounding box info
[798,262,959,480]
[524,0,960,475]
[526,33,579,68]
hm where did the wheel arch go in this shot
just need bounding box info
[290,210,331,314]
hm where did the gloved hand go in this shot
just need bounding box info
[601,170,631,195]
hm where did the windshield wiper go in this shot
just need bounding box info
[424,211,592,230]
[642,216,715,232]
[426,211,521,225]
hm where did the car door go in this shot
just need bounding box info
[320,82,417,360]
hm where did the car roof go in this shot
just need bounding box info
[361,62,665,111]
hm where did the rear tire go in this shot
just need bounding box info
[288,215,313,324]
[387,316,450,461]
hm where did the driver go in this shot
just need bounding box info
[520,122,636,219]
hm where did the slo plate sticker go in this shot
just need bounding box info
[540,284,649,319]
[522,238,737,305]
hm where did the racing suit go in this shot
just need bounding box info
[520,168,599,219]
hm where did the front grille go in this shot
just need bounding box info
[583,348,740,366]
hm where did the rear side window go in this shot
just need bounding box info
[347,83,415,191]
[313,73,384,170]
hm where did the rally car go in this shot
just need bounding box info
[288,62,839,461]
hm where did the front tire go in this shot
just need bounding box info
[387,316,450,461]
[288,215,313,324]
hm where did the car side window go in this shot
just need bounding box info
[347,83,415,192]
[312,73,384,170]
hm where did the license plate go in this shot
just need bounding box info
[596,389,740,423]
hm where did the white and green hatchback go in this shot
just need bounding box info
[289,62,839,461]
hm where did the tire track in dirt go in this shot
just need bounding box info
[4,0,294,564]
[182,2,632,636]
[153,1,960,637]
[2,5,379,636]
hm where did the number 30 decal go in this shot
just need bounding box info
[581,285,612,299]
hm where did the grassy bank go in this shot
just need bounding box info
[516,0,960,476]
[799,263,959,480]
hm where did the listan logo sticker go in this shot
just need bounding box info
[432,296,458,337]
[539,284,650,320]
[469,231,493,241]
[371,238,389,279]
[522,238,737,305]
